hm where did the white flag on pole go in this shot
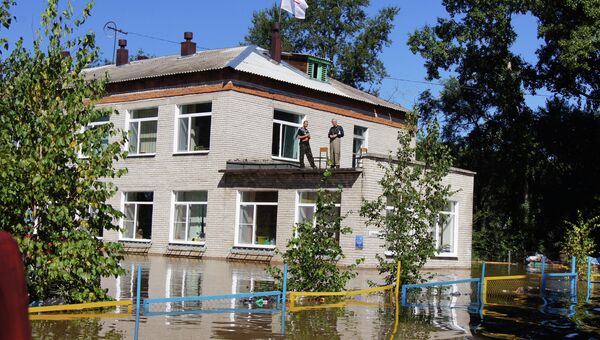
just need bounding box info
[281,0,308,19]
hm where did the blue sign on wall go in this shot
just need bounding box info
[355,235,364,250]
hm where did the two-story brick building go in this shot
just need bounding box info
[84,31,474,269]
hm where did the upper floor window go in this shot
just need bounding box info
[172,191,208,243]
[128,108,158,155]
[80,115,110,158]
[176,103,212,153]
[436,202,458,255]
[272,111,303,161]
[352,126,368,167]
[122,192,153,241]
[352,126,368,155]
[236,191,278,247]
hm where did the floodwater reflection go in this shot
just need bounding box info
[29,257,600,339]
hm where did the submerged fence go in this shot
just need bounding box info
[28,256,600,338]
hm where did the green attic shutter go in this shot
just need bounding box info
[306,56,331,82]
[307,63,315,79]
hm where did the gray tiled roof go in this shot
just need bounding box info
[83,45,407,113]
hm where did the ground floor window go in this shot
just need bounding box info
[122,192,153,240]
[172,191,207,243]
[236,191,278,247]
[296,191,341,242]
[436,201,457,255]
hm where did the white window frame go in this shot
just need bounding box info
[352,125,368,154]
[271,111,304,162]
[434,201,459,258]
[78,117,110,158]
[126,108,158,157]
[173,103,212,154]
[234,191,278,249]
[294,190,342,238]
[120,192,153,242]
[169,191,208,245]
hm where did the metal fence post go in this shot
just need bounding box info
[587,256,592,303]
[281,263,288,336]
[134,264,142,340]
[479,262,486,306]
[571,255,577,301]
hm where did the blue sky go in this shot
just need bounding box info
[3,1,545,108]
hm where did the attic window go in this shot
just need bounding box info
[307,56,329,82]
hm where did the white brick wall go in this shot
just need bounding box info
[101,90,474,268]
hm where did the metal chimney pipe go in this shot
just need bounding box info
[116,39,129,66]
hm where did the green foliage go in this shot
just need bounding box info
[244,0,398,93]
[360,110,454,284]
[408,0,600,260]
[0,0,15,51]
[0,0,127,303]
[561,212,600,277]
[267,169,363,292]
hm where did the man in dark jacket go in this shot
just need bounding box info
[297,120,316,168]
[328,119,344,168]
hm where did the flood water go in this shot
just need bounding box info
[30,256,600,339]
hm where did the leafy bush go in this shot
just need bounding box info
[268,169,363,292]
[561,211,600,278]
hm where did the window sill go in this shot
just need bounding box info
[271,156,299,163]
[233,244,276,250]
[127,153,156,158]
[119,239,152,245]
[169,241,206,246]
[173,151,209,156]
[432,254,459,260]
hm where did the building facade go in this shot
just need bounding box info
[86,35,474,269]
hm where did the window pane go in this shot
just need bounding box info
[181,103,211,114]
[189,204,206,241]
[125,192,154,202]
[439,213,455,253]
[281,124,299,159]
[136,204,153,239]
[353,126,367,137]
[128,122,139,154]
[132,108,158,119]
[274,111,302,124]
[256,205,277,245]
[298,206,315,225]
[139,120,157,153]
[190,115,211,151]
[95,115,110,122]
[173,205,187,241]
[321,191,341,204]
[271,123,281,157]
[299,192,318,204]
[177,118,189,152]
[442,201,456,213]
[175,191,207,202]
[123,204,136,239]
[238,205,254,244]
[241,191,278,203]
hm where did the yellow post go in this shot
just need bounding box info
[394,261,401,304]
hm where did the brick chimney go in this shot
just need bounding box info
[60,51,71,58]
[270,22,282,63]
[181,32,196,57]
[116,39,129,66]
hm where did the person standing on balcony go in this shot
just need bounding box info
[297,120,316,169]
[328,119,344,168]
